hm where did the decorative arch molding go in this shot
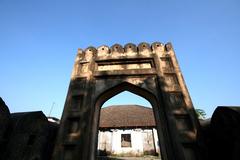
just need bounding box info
[51,42,200,160]
[95,81,157,106]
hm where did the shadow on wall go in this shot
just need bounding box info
[98,149,111,156]
[97,157,123,160]
[0,97,59,160]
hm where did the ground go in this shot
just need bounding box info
[97,156,160,160]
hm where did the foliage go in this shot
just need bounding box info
[195,109,206,119]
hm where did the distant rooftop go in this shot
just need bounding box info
[99,105,156,129]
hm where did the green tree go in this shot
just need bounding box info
[195,109,206,119]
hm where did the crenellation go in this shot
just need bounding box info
[138,42,151,56]
[84,47,97,61]
[97,45,110,57]
[151,42,165,56]
[77,48,83,54]
[165,42,173,52]
[75,42,170,61]
[111,44,124,57]
[72,42,184,80]
[72,42,172,77]
[124,43,137,56]
[75,49,84,62]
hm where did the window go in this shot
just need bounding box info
[121,134,131,147]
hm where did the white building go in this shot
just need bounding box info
[97,105,160,157]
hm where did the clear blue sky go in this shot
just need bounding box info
[0,0,239,119]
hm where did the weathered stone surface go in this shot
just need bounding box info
[1,111,59,160]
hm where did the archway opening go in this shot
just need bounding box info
[96,91,162,160]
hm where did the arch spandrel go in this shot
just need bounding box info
[94,77,159,104]
[52,42,201,160]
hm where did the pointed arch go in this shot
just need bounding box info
[89,82,170,160]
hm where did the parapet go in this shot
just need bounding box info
[75,42,172,62]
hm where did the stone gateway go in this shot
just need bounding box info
[51,42,200,160]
